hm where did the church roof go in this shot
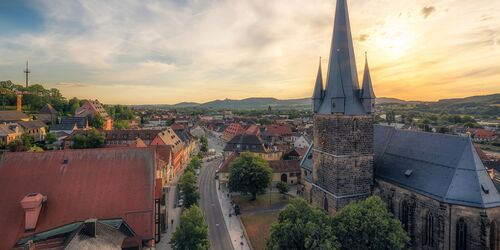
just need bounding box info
[318,0,366,115]
[374,125,500,208]
[312,58,323,100]
[360,53,375,99]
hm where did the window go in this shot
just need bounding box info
[491,222,497,250]
[424,212,434,247]
[456,218,467,250]
[323,196,329,212]
[400,200,410,232]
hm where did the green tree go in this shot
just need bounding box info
[199,136,208,153]
[91,113,104,129]
[28,145,44,152]
[170,205,209,250]
[276,181,289,199]
[188,156,202,170]
[72,129,105,149]
[179,171,199,208]
[113,120,130,129]
[45,132,57,144]
[9,134,35,152]
[228,152,272,200]
[332,196,409,250]
[267,198,339,250]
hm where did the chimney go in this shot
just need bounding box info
[81,218,97,237]
[20,193,47,231]
[16,95,22,112]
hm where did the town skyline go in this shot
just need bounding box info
[1,0,500,104]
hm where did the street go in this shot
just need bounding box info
[198,135,233,250]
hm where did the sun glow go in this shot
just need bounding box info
[374,20,415,58]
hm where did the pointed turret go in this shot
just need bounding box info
[361,52,376,113]
[317,0,366,115]
[312,57,324,113]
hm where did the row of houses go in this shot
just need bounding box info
[0,111,47,144]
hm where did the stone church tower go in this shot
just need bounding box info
[310,0,376,213]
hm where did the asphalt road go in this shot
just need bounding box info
[199,136,233,250]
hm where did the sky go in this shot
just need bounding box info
[0,0,499,105]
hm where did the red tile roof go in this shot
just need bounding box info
[265,124,293,137]
[475,129,497,139]
[0,148,156,249]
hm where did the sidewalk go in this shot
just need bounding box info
[156,169,185,249]
[216,180,251,250]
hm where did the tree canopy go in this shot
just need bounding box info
[170,205,209,250]
[332,196,409,250]
[267,198,339,250]
[72,129,105,149]
[228,152,272,200]
[179,170,199,208]
[267,196,409,250]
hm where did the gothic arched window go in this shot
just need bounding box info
[323,196,329,212]
[400,200,410,232]
[456,218,467,250]
[491,222,498,250]
[424,211,434,247]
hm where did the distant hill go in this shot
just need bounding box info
[132,94,500,114]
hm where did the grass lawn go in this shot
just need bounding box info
[241,211,279,250]
[233,193,288,212]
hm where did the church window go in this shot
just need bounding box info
[491,222,498,250]
[424,211,434,247]
[323,196,329,212]
[456,218,467,250]
[400,200,410,232]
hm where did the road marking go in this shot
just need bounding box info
[216,223,220,226]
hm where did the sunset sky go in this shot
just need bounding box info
[0,0,499,104]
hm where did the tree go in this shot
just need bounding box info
[276,181,289,199]
[170,205,209,250]
[9,134,35,152]
[332,196,409,250]
[188,156,202,170]
[199,136,208,153]
[267,198,339,250]
[179,171,199,208]
[28,145,44,152]
[72,129,105,149]
[228,152,272,200]
[45,132,57,144]
[113,120,130,129]
[91,113,104,129]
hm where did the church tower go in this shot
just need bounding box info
[311,0,376,213]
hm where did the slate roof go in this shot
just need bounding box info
[0,111,29,122]
[300,126,500,208]
[0,148,156,249]
[50,123,77,131]
[317,0,366,115]
[39,104,58,115]
[374,125,500,208]
[18,120,46,129]
[60,116,88,129]
[223,134,267,153]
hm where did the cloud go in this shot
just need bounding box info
[421,6,436,19]
[358,34,370,42]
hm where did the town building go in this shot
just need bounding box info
[151,127,186,176]
[222,123,245,142]
[223,133,282,161]
[75,99,113,130]
[0,148,162,249]
[0,123,22,145]
[18,120,47,142]
[300,1,500,249]
[36,104,58,125]
[0,110,30,123]
[218,153,301,187]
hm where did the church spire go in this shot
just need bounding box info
[361,52,376,113]
[312,57,324,113]
[317,0,366,115]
